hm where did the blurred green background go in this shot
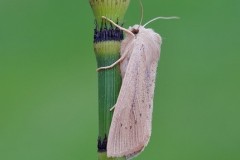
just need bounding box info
[0,0,240,160]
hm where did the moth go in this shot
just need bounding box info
[97,15,178,159]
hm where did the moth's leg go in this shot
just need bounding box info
[110,105,115,111]
[96,49,129,71]
[96,16,134,71]
[102,16,135,37]
[97,58,122,71]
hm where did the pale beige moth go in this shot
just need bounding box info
[98,16,178,159]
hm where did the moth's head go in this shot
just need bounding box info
[131,28,139,34]
[130,25,143,35]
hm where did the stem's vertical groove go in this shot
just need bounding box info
[89,0,130,159]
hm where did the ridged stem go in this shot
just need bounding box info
[95,42,121,139]
[89,0,130,160]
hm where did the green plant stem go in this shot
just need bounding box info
[89,0,130,159]
[95,41,122,139]
[95,41,124,160]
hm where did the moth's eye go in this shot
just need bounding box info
[131,28,139,34]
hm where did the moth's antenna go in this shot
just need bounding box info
[102,16,135,37]
[143,16,179,27]
[139,0,144,26]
